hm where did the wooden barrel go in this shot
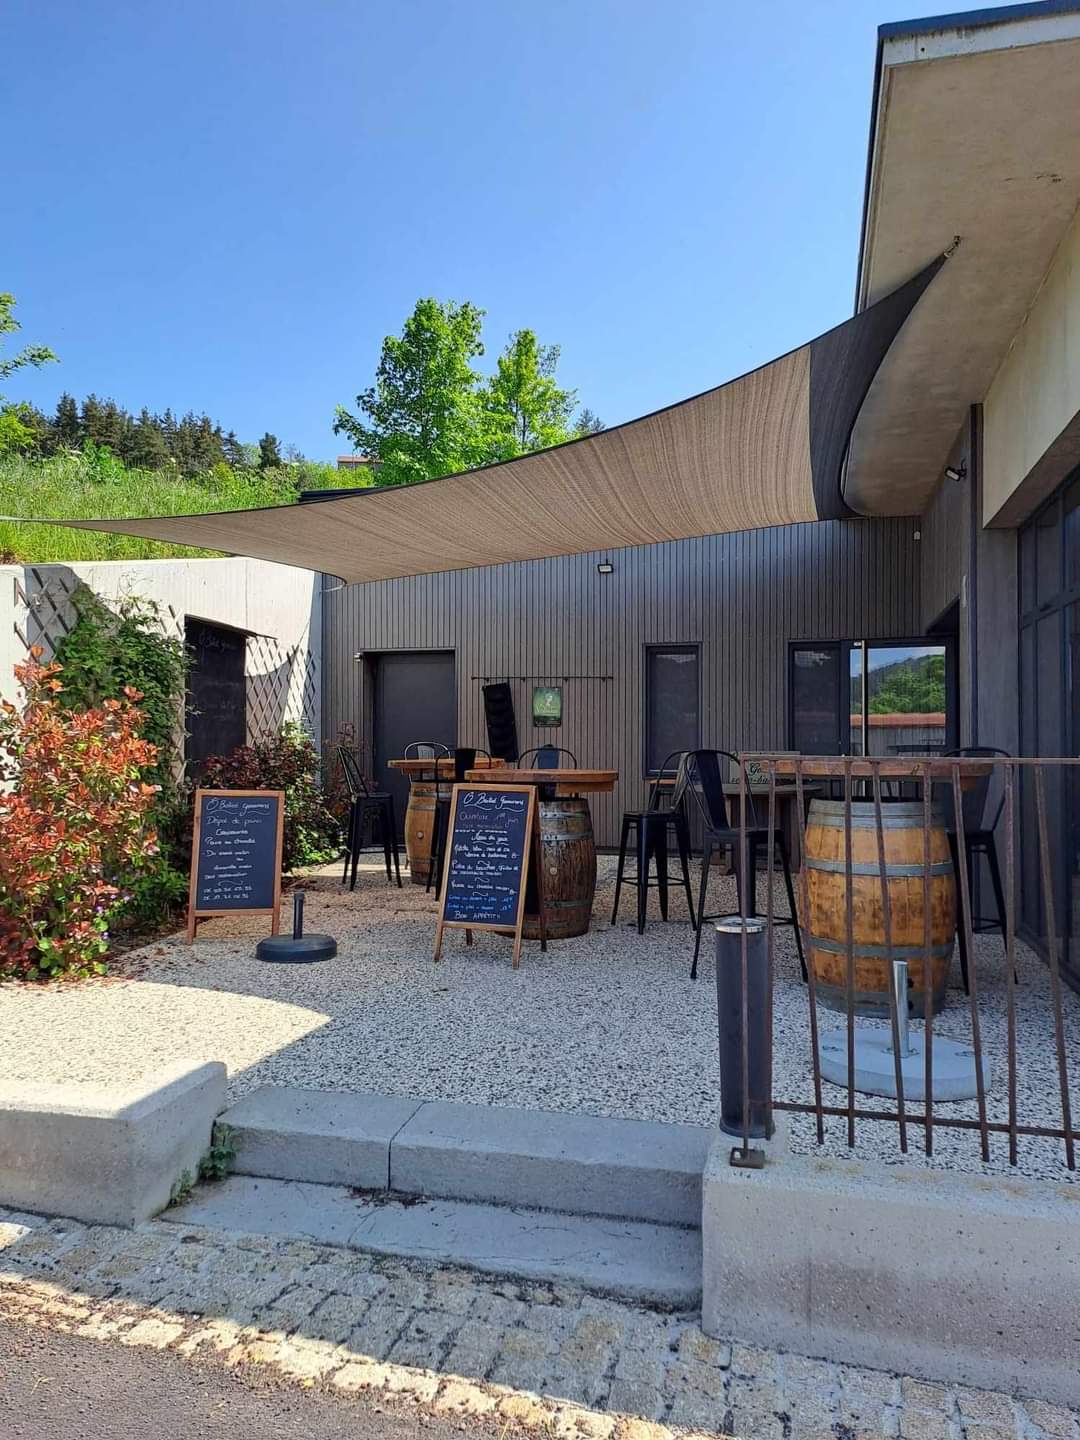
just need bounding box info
[522,797,597,940]
[404,780,438,886]
[803,798,955,1018]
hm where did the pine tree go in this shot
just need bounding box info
[53,393,81,449]
[258,432,283,469]
[222,430,247,469]
[129,408,171,469]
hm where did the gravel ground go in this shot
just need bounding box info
[1,856,1077,1182]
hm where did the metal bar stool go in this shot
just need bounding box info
[611,751,696,934]
[683,749,806,982]
[337,744,402,890]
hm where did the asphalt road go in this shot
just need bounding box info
[0,1318,502,1440]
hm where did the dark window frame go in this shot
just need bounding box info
[643,642,702,778]
[786,635,958,756]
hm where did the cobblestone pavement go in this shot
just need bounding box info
[1,1208,1076,1440]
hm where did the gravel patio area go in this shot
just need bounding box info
[1,855,1077,1184]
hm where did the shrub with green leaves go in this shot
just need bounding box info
[199,725,342,872]
[53,587,190,930]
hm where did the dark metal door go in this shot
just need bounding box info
[373,651,456,835]
[186,619,247,773]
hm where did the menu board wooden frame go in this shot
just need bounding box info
[187,788,285,942]
[433,782,547,969]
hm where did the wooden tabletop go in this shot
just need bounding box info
[466,766,618,796]
[388,756,504,778]
[652,777,818,797]
[771,757,991,784]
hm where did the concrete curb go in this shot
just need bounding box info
[220,1086,711,1228]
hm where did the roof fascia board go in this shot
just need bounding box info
[855,1,1080,310]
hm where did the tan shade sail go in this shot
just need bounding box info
[39,256,946,585]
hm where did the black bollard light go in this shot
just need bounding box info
[255,889,337,963]
[714,915,773,1141]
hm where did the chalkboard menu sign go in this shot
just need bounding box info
[187,789,285,941]
[433,784,545,968]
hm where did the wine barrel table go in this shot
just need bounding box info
[803,797,956,1018]
[466,767,618,939]
[387,756,504,886]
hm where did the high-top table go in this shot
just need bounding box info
[387,755,504,886]
[465,767,618,938]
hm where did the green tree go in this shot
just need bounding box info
[222,430,247,469]
[0,293,57,382]
[867,654,946,714]
[53,393,81,448]
[573,407,605,437]
[128,408,171,470]
[258,431,283,469]
[479,329,577,462]
[333,298,486,486]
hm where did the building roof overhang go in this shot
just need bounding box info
[845,0,1080,516]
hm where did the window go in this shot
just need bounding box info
[1018,470,1080,979]
[789,640,953,758]
[645,646,699,773]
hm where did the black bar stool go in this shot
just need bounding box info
[936,746,1012,992]
[612,752,696,934]
[683,749,806,982]
[337,744,401,890]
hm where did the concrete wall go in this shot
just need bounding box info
[984,202,1080,527]
[702,1130,1080,1407]
[0,557,322,744]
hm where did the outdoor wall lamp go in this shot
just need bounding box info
[944,461,967,483]
[596,561,614,575]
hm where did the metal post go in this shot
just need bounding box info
[889,959,911,1058]
[292,890,305,940]
[715,916,771,1145]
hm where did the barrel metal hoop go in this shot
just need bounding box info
[806,858,954,877]
[807,935,954,960]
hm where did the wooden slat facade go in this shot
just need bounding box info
[321,517,921,848]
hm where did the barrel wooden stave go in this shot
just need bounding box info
[522,797,597,940]
[404,781,438,886]
[803,799,955,1018]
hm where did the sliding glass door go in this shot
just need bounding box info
[789,639,954,757]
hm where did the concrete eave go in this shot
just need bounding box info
[845,1,1080,517]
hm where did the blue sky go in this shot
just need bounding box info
[4,0,1015,462]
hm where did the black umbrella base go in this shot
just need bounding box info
[256,934,337,964]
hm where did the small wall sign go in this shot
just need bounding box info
[532,685,563,727]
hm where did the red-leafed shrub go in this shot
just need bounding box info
[0,650,161,980]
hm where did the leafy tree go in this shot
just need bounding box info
[479,329,577,461]
[866,654,946,714]
[333,298,486,486]
[258,431,283,469]
[0,293,56,382]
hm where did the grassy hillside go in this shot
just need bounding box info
[0,450,362,564]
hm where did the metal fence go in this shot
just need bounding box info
[722,754,1078,1174]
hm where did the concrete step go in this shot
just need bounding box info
[219,1087,710,1229]
[390,1100,709,1227]
[163,1174,702,1307]
[219,1088,422,1191]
